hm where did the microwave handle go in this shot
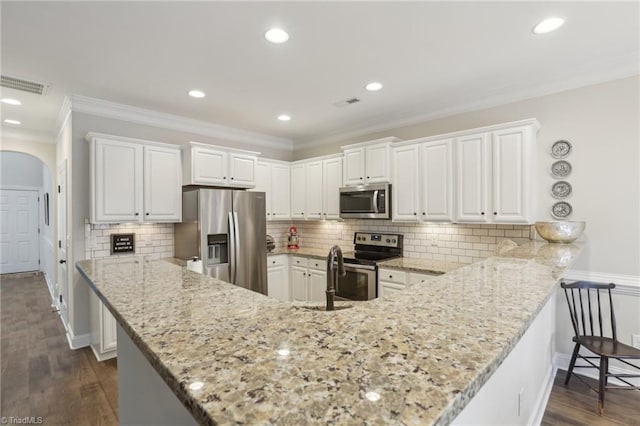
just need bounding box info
[373,190,379,213]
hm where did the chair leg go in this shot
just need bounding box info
[598,356,608,416]
[565,342,581,385]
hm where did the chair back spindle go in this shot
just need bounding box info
[561,281,616,339]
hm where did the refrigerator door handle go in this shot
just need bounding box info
[233,211,240,284]
[228,212,236,283]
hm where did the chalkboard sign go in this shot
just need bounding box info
[111,233,135,254]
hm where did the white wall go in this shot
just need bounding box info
[295,76,640,278]
[0,151,43,187]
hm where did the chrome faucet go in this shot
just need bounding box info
[326,245,346,311]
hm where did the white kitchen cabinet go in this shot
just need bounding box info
[308,269,327,303]
[420,139,453,221]
[290,164,306,219]
[454,122,537,224]
[88,133,182,224]
[455,132,490,223]
[305,160,324,220]
[90,290,117,361]
[409,272,440,285]
[183,142,258,188]
[378,281,406,298]
[322,157,343,220]
[254,161,290,221]
[267,255,290,301]
[378,268,407,299]
[341,138,399,186]
[143,145,182,222]
[291,265,308,302]
[392,145,420,221]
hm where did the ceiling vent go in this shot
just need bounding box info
[333,97,361,108]
[1,75,49,95]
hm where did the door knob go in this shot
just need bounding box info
[59,259,66,264]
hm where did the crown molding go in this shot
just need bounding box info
[0,127,56,145]
[66,95,294,151]
[296,62,639,150]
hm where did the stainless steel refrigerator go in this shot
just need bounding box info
[174,188,267,295]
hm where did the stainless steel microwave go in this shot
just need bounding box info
[339,183,391,219]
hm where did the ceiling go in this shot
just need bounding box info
[1,1,638,148]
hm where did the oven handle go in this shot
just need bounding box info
[344,264,376,271]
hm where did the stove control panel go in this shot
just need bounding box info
[353,232,403,248]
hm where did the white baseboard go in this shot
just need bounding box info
[90,344,118,362]
[554,352,640,387]
[529,365,557,426]
[563,270,640,296]
[65,327,91,350]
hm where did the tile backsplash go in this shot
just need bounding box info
[84,222,174,260]
[267,220,533,264]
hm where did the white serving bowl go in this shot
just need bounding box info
[535,221,585,244]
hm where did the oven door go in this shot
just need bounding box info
[335,264,377,301]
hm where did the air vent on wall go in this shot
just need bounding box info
[333,97,361,108]
[1,75,49,95]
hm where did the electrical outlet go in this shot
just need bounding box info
[632,334,640,349]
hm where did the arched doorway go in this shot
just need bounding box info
[0,151,56,300]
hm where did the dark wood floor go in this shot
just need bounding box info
[2,273,638,425]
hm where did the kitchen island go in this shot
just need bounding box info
[77,241,582,425]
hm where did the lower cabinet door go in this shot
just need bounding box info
[101,304,118,352]
[378,281,406,299]
[291,266,308,302]
[308,269,327,303]
[267,265,289,301]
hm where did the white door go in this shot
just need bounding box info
[267,265,288,301]
[228,153,256,188]
[253,162,271,219]
[365,143,391,183]
[143,146,182,222]
[192,147,228,185]
[290,164,306,219]
[305,161,323,220]
[291,266,308,302]
[93,138,143,222]
[322,158,342,220]
[492,127,531,223]
[455,133,490,222]
[57,162,68,322]
[343,148,365,186]
[308,269,327,303]
[420,140,453,221]
[0,189,40,274]
[392,145,420,221]
[270,164,290,220]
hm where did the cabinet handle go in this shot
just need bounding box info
[59,259,66,264]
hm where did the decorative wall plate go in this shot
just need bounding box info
[551,140,572,159]
[551,160,572,178]
[551,181,572,199]
[551,201,572,219]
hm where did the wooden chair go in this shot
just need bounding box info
[560,281,640,415]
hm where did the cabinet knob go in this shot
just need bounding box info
[59,259,66,264]
[135,212,139,216]
[389,275,393,279]
[272,260,276,264]
[481,212,485,216]
[367,176,370,179]
[231,177,234,180]
[494,212,497,215]
[360,177,363,180]
[146,213,150,216]
[422,212,426,215]
[223,176,227,179]
[267,213,271,215]
[301,212,304,215]
[318,212,322,215]
[413,212,417,215]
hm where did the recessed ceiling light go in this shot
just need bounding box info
[533,17,565,34]
[265,28,289,44]
[1,98,22,106]
[4,119,21,125]
[188,90,206,98]
[278,114,291,121]
[365,82,383,92]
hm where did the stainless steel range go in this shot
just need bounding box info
[336,232,403,301]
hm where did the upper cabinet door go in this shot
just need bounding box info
[492,126,532,223]
[365,143,391,183]
[305,161,324,220]
[143,146,182,222]
[253,162,271,217]
[270,164,291,220]
[228,153,256,188]
[290,164,306,219]
[392,145,420,222]
[93,138,143,223]
[343,148,365,186]
[420,140,453,221]
[322,157,343,220]
[192,147,228,185]
[455,133,490,223]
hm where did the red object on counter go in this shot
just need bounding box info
[287,226,299,249]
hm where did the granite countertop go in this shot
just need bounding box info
[378,257,463,274]
[267,247,330,259]
[77,241,582,426]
